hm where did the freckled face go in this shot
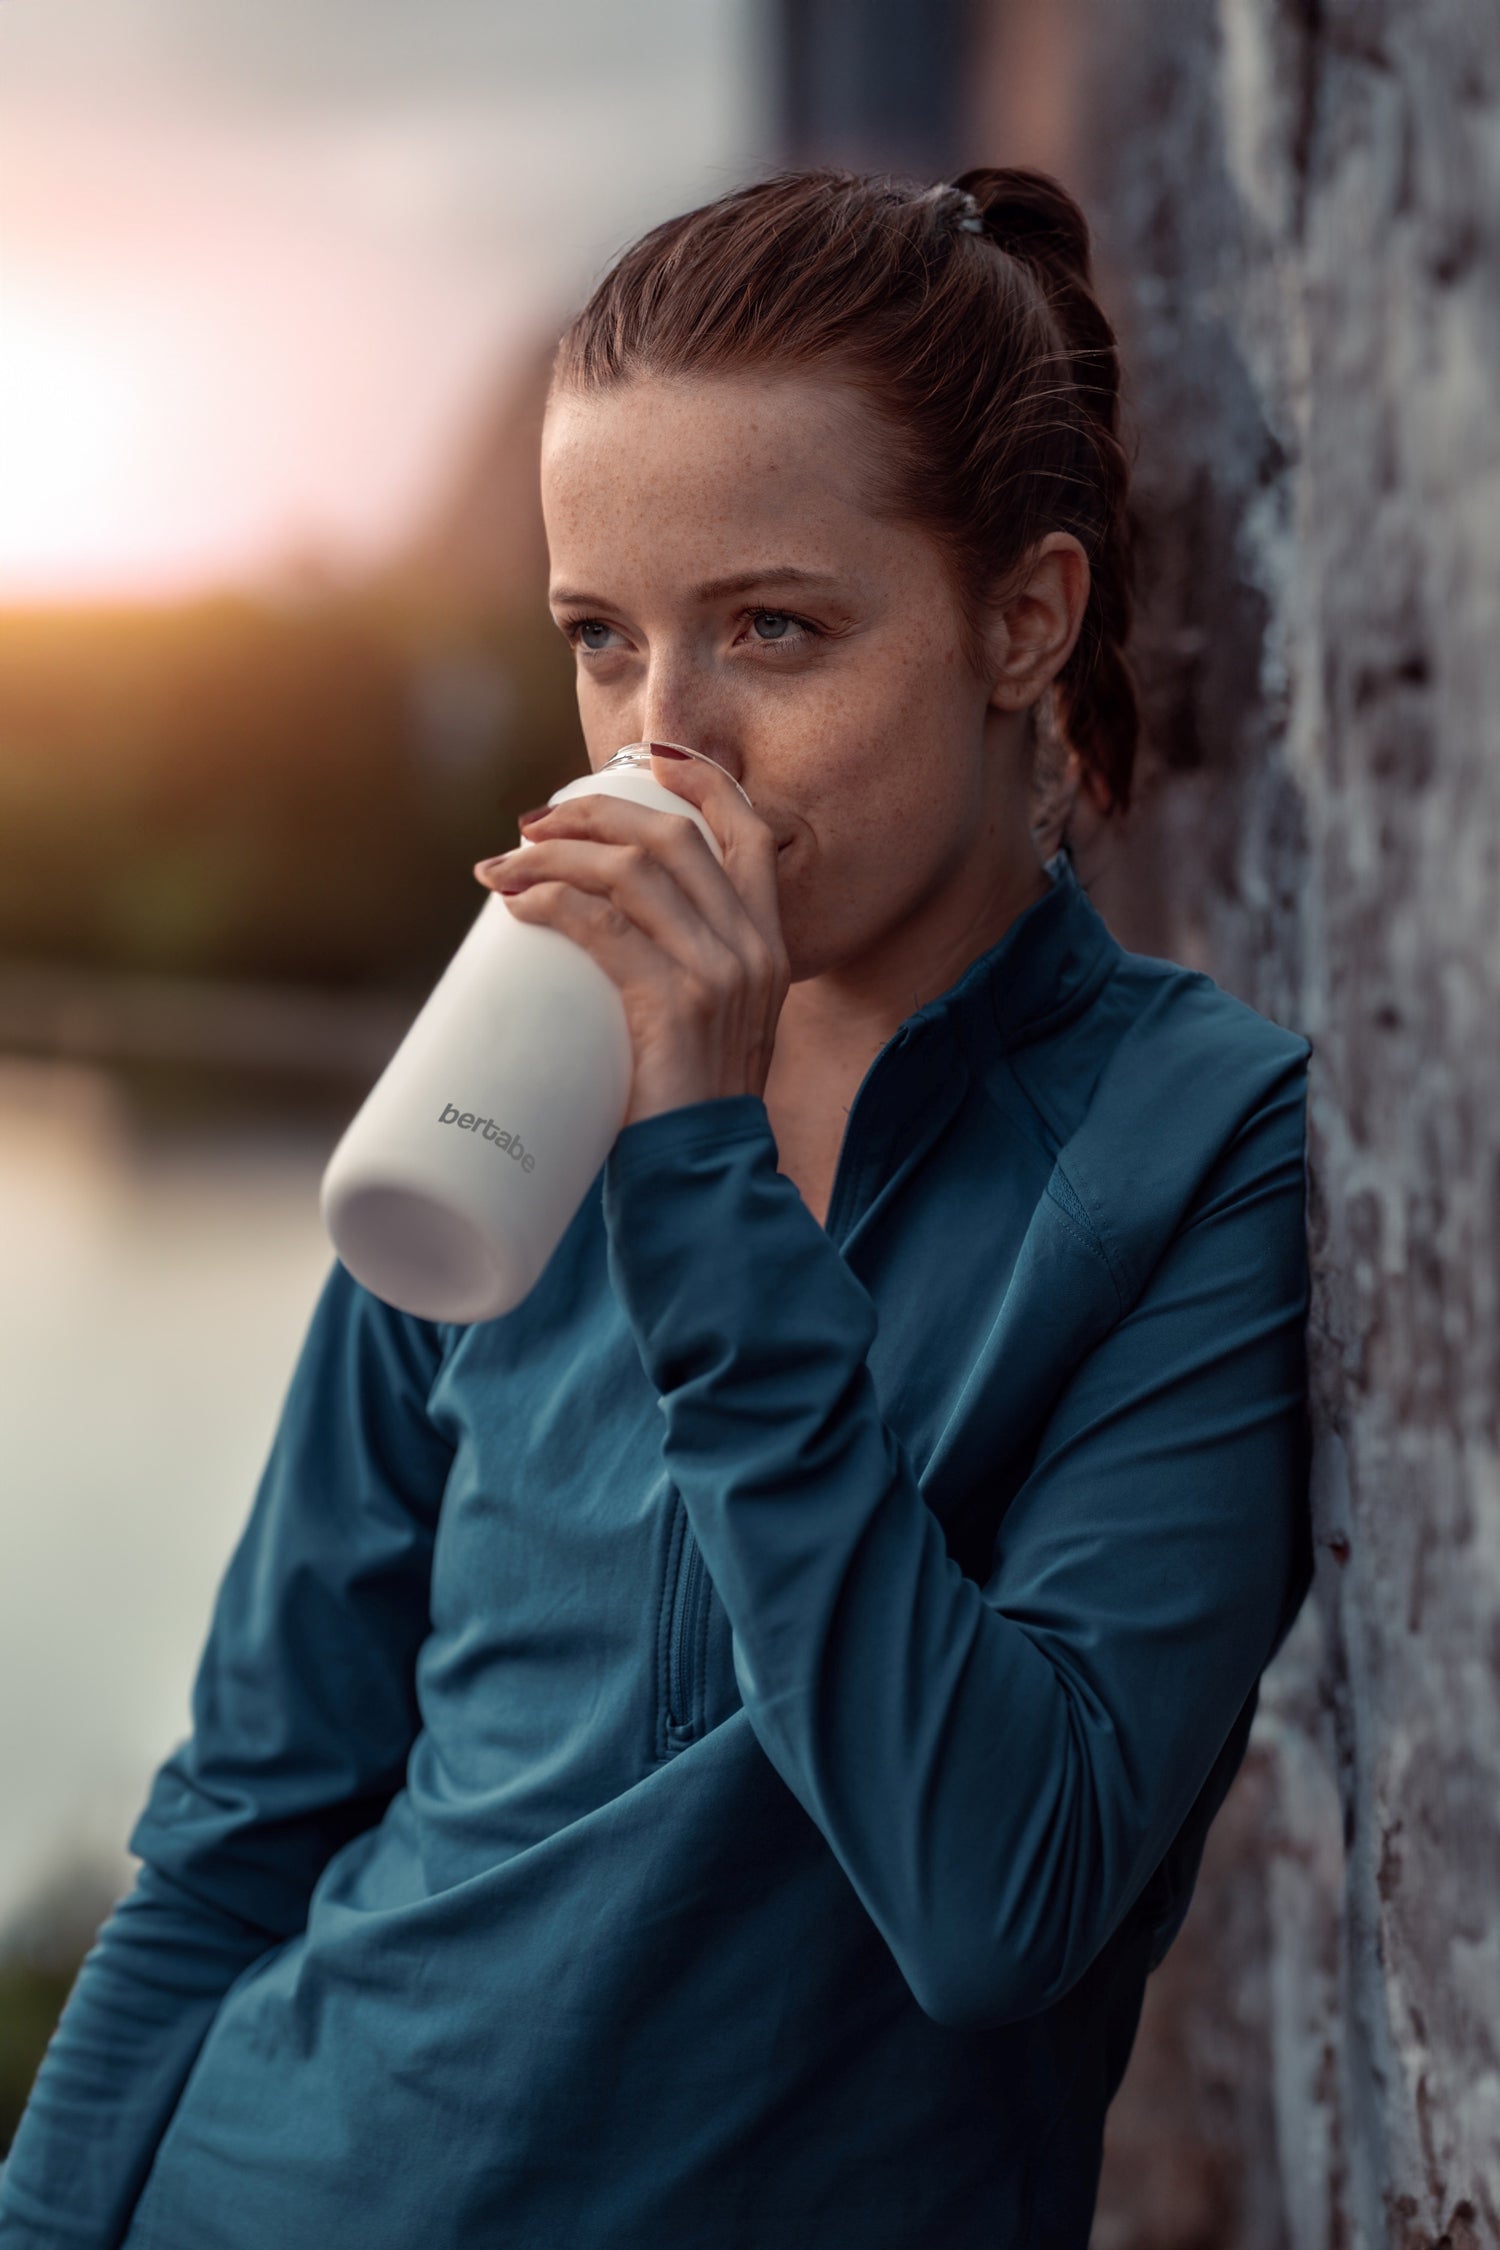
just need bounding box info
[540,372,1010,981]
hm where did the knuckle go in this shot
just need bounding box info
[745,935,787,995]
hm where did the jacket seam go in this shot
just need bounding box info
[1042,1175,1126,1313]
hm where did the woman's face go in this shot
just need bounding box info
[540,371,1048,984]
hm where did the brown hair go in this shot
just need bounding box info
[550,165,1141,819]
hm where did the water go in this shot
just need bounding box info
[0,1055,344,1936]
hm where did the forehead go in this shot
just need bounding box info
[540,372,893,555]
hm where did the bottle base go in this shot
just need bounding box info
[326,1180,513,1324]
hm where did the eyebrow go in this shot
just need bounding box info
[549,566,847,609]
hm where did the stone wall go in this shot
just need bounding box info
[972,4,1500,2243]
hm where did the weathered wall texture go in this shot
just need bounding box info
[976,3,1500,2244]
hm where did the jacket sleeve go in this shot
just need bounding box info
[0,1258,455,2248]
[601,1064,1312,2033]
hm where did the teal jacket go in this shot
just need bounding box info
[0,848,1313,2249]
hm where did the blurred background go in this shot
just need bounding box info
[3,3,1497,2245]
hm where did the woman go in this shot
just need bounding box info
[0,168,1313,2249]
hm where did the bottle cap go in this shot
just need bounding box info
[601,741,755,810]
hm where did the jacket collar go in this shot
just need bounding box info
[831,846,1121,1258]
[900,843,1121,1062]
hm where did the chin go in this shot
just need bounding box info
[775,861,870,986]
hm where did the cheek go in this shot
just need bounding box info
[817,616,975,757]
[780,623,966,759]
[782,767,942,908]
[758,656,967,845]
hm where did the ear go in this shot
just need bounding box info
[980,533,1092,714]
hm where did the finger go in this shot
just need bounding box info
[491,865,747,1024]
[479,836,770,996]
[498,794,777,973]
[644,748,787,966]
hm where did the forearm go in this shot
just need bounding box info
[605,1101,1102,2023]
[0,1864,277,2247]
[603,1084,1310,2030]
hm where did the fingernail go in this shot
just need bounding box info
[649,742,692,759]
[517,803,554,822]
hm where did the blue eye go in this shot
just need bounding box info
[559,618,621,656]
[744,609,819,652]
[561,607,821,659]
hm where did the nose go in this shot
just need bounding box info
[637,698,747,794]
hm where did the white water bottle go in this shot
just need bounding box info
[319,743,748,1324]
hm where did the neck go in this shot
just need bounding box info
[769,836,1052,1090]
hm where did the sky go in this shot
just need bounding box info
[0,0,768,603]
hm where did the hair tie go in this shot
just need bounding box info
[916,182,987,236]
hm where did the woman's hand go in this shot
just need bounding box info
[473,749,791,1129]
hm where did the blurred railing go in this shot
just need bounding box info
[0,961,415,1083]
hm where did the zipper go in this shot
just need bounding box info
[824,1020,941,1247]
[822,1029,902,1243]
[656,1020,945,1752]
[662,1495,710,1748]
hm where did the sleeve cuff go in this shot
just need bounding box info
[605,1093,776,1184]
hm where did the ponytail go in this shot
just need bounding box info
[951,167,1141,816]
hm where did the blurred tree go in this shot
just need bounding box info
[0,577,579,992]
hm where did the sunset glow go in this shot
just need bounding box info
[0,235,510,607]
[0,8,755,608]
[0,283,177,599]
